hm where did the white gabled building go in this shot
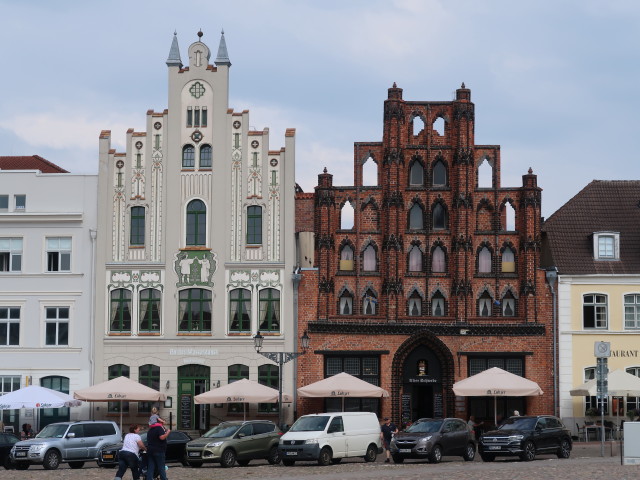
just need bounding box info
[94,31,298,431]
[0,156,97,430]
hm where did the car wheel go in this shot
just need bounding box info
[480,453,495,462]
[267,446,280,465]
[43,450,61,470]
[220,448,237,468]
[557,438,571,459]
[428,444,442,464]
[282,459,295,466]
[463,442,476,461]
[15,462,29,470]
[392,455,404,464]
[181,454,189,467]
[68,461,85,469]
[364,444,377,463]
[187,461,202,468]
[3,456,13,470]
[318,447,332,466]
[520,441,536,462]
[237,460,250,467]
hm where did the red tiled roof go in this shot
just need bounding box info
[542,180,640,274]
[0,155,68,173]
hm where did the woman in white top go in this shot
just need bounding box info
[115,424,145,480]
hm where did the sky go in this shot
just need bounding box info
[0,0,639,218]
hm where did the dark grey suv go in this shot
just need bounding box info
[389,418,476,464]
[479,415,572,462]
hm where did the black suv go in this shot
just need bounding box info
[479,415,572,462]
[390,418,476,464]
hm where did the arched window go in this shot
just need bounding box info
[182,145,195,168]
[478,158,492,188]
[186,200,206,246]
[363,290,377,315]
[408,292,422,316]
[431,246,446,273]
[479,247,492,273]
[362,156,377,186]
[138,364,160,413]
[478,291,493,317]
[110,289,131,332]
[502,292,516,316]
[178,288,212,332]
[501,247,515,273]
[409,161,424,186]
[339,291,353,315]
[340,245,354,271]
[247,206,262,245]
[409,203,424,230]
[362,245,377,272]
[432,203,446,230]
[340,201,354,230]
[130,206,145,246]
[408,245,423,272]
[431,292,445,316]
[229,288,251,333]
[259,288,280,332]
[139,288,161,332]
[433,160,447,186]
[199,144,212,168]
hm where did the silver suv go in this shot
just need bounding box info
[10,420,121,470]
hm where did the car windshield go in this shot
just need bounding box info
[289,416,330,432]
[405,420,443,433]
[202,424,241,438]
[498,417,537,431]
[36,424,68,438]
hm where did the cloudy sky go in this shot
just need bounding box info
[1,0,638,218]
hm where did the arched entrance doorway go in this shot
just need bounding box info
[391,332,455,426]
[178,364,210,431]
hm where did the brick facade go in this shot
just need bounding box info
[296,84,554,425]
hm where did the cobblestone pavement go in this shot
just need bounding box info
[10,442,639,480]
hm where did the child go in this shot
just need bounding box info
[149,406,166,427]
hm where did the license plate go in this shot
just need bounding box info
[488,446,501,450]
[188,452,201,457]
[103,454,114,459]
[286,451,297,456]
[16,452,26,457]
[399,449,411,453]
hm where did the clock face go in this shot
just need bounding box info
[154,122,162,130]
[191,131,203,143]
[233,120,241,129]
[135,141,143,150]
[251,140,259,149]
[116,160,124,169]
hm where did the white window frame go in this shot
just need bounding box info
[46,237,72,272]
[0,237,22,272]
[624,294,640,329]
[0,306,21,346]
[44,305,70,347]
[583,294,608,329]
[0,195,8,211]
[593,232,620,260]
[14,194,26,211]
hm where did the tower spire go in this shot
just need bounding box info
[215,29,231,67]
[166,31,183,67]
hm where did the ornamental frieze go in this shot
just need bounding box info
[174,250,217,288]
[453,147,474,166]
[108,270,162,291]
[453,103,475,122]
[228,269,281,289]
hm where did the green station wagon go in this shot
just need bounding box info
[185,420,282,468]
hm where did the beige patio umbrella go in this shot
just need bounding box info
[74,376,166,431]
[298,372,390,411]
[453,367,543,425]
[194,378,292,421]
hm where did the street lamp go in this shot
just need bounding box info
[254,330,310,429]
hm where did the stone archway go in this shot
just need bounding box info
[391,331,455,424]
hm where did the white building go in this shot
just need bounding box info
[94,31,297,431]
[0,156,97,430]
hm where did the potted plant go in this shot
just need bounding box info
[585,407,599,424]
[626,409,638,421]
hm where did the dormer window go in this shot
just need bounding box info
[593,232,619,260]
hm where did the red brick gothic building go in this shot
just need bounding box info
[295,84,554,424]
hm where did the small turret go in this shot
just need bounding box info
[215,29,231,67]
[166,31,183,68]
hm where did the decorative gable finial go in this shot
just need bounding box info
[197,29,203,40]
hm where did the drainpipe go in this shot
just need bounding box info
[291,267,302,423]
[545,267,558,417]
[89,228,97,420]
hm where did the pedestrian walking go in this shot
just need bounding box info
[115,424,145,480]
[380,417,398,463]
[146,422,170,480]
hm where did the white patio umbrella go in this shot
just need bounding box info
[453,367,543,425]
[74,376,166,431]
[195,379,292,421]
[298,372,390,411]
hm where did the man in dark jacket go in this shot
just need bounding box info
[146,423,170,480]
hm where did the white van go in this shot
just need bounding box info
[278,412,382,466]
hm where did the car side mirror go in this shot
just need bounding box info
[66,433,76,438]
